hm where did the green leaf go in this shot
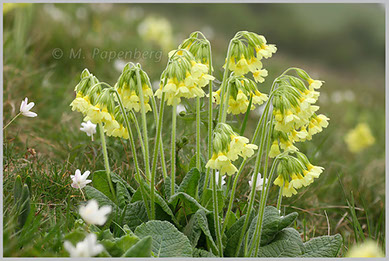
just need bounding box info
[224,211,256,257]
[101,233,139,257]
[131,180,179,226]
[169,192,209,216]
[202,188,224,214]
[300,234,342,257]
[194,209,218,253]
[182,212,202,247]
[13,175,23,204]
[278,212,298,231]
[164,176,179,199]
[135,220,192,257]
[122,236,152,257]
[63,228,86,245]
[92,170,115,202]
[273,227,304,252]
[192,248,216,257]
[116,181,132,209]
[18,184,31,228]
[257,239,302,257]
[122,201,148,231]
[84,186,118,220]
[178,168,200,198]
[111,172,136,195]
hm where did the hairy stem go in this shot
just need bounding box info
[212,169,223,257]
[98,123,116,203]
[171,103,177,196]
[114,90,151,218]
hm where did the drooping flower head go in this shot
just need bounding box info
[70,69,130,140]
[115,62,153,113]
[155,48,214,106]
[213,76,268,115]
[268,69,329,158]
[273,152,323,197]
[224,31,276,79]
[206,123,257,176]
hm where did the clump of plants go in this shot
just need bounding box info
[62,31,341,257]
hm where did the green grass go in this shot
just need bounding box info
[3,3,385,257]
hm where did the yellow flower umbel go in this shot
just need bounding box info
[70,69,130,140]
[224,32,276,80]
[206,123,257,176]
[273,152,323,197]
[116,63,153,113]
[346,240,384,258]
[345,123,375,153]
[268,71,329,158]
[137,16,173,51]
[155,50,214,106]
[213,76,268,115]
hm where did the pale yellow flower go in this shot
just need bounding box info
[345,123,375,153]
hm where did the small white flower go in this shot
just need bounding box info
[20,97,37,117]
[64,233,104,257]
[80,121,97,138]
[79,199,112,226]
[71,169,92,189]
[249,173,267,191]
[176,104,186,114]
[215,171,226,186]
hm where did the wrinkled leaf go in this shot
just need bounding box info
[135,220,192,257]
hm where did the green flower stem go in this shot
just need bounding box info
[221,100,271,235]
[247,118,275,257]
[234,101,272,257]
[114,90,151,219]
[3,112,20,130]
[150,93,166,219]
[135,70,152,181]
[135,69,154,219]
[171,103,177,196]
[202,40,214,202]
[98,123,117,203]
[151,95,167,180]
[196,96,201,170]
[212,169,223,257]
[276,181,284,211]
[240,95,253,136]
[251,159,278,257]
[220,79,231,123]
[130,110,146,162]
[217,39,234,122]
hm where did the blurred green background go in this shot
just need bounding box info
[3,3,385,256]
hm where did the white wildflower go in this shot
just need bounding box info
[64,233,104,257]
[79,199,112,226]
[20,97,37,117]
[71,169,92,189]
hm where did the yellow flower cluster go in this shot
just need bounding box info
[116,62,154,113]
[137,16,173,51]
[206,123,258,176]
[344,123,375,153]
[70,69,129,139]
[213,76,268,115]
[273,153,323,197]
[269,72,330,158]
[224,32,276,80]
[346,240,384,258]
[155,51,214,106]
